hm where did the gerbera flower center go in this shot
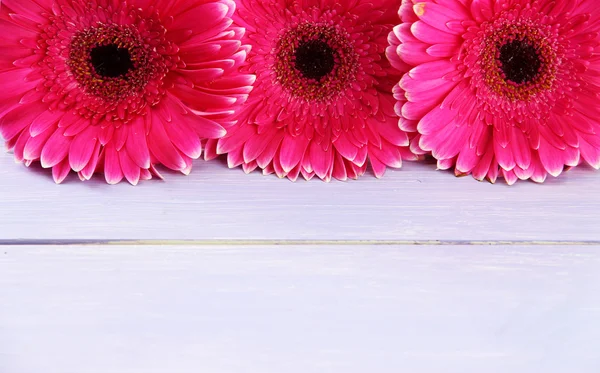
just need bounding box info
[294,40,336,80]
[273,22,359,102]
[467,15,560,104]
[498,39,541,84]
[67,24,160,102]
[37,3,180,124]
[90,44,134,78]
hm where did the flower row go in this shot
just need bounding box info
[1,0,598,185]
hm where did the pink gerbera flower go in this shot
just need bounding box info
[205,0,417,181]
[0,0,253,184]
[388,0,600,184]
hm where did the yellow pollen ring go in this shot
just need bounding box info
[414,3,426,17]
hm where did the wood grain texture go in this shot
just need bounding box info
[2,152,600,242]
[1,245,599,373]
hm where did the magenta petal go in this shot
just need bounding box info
[52,158,71,184]
[279,134,310,173]
[537,138,566,177]
[41,128,71,168]
[147,112,186,171]
[309,140,333,179]
[333,134,359,161]
[187,114,227,139]
[30,110,60,137]
[0,103,44,141]
[256,130,285,169]
[455,138,480,173]
[580,137,600,169]
[511,129,532,169]
[12,130,31,162]
[242,127,278,163]
[113,125,129,152]
[104,144,124,185]
[203,138,219,160]
[226,146,245,169]
[369,154,387,178]
[217,123,254,155]
[502,169,518,185]
[80,142,102,181]
[69,126,98,172]
[493,138,516,171]
[164,116,202,159]
[119,150,141,186]
[23,126,54,161]
[242,160,258,174]
[332,152,348,181]
[377,120,410,147]
[98,125,114,146]
[374,139,403,168]
[125,116,151,169]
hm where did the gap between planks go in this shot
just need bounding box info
[2,239,600,246]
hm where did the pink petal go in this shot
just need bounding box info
[309,140,334,179]
[0,103,44,141]
[113,125,129,151]
[537,138,576,177]
[279,134,310,173]
[69,126,99,172]
[30,110,61,137]
[217,122,254,154]
[203,138,219,160]
[41,128,72,168]
[370,141,403,170]
[52,158,71,184]
[333,133,359,161]
[256,130,285,169]
[125,116,151,169]
[242,161,258,174]
[147,112,186,171]
[226,146,245,169]
[99,125,114,145]
[164,117,202,159]
[502,169,518,185]
[493,138,516,171]
[12,129,31,162]
[104,144,124,185]
[580,137,600,169]
[511,128,532,169]
[369,154,387,178]
[119,149,141,186]
[79,142,102,181]
[23,126,54,161]
[472,147,494,181]
[242,127,279,163]
[331,152,348,181]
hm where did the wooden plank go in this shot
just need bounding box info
[2,152,600,242]
[1,245,599,373]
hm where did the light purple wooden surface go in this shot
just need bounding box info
[1,245,600,373]
[3,147,600,372]
[2,151,600,242]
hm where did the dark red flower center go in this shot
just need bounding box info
[294,39,336,80]
[274,22,359,102]
[37,3,181,124]
[471,19,559,103]
[497,39,541,84]
[68,24,156,102]
[90,44,134,78]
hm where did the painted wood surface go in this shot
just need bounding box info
[1,244,599,373]
[2,152,600,242]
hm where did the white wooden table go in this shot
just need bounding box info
[1,152,600,373]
